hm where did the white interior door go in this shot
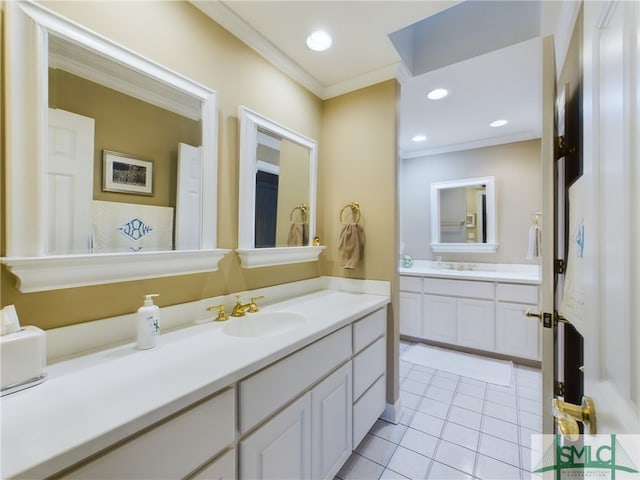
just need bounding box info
[176,142,202,250]
[47,108,95,254]
[579,0,640,434]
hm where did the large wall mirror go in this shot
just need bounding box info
[2,2,229,292]
[237,107,325,268]
[430,176,498,253]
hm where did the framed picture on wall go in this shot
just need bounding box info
[103,150,153,195]
[465,213,476,227]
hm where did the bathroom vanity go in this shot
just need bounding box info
[0,281,389,479]
[399,261,541,362]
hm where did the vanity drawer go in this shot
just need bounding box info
[399,275,422,293]
[497,283,539,304]
[62,388,235,479]
[352,374,385,447]
[191,448,236,479]
[239,326,352,434]
[353,336,386,401]
[353,307,386,354]
[423,278,494,299]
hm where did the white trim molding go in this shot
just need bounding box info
[3,250,231,293]
[3,1,224,291]
[236,246,326,269]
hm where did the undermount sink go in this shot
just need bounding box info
[222,312,306,338]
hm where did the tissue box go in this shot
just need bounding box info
[1,326,47,395]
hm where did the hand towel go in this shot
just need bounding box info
[287,223,308,246]
[526,224,542,260]
[338,223,365,269]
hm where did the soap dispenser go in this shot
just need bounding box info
[137,294,160,350]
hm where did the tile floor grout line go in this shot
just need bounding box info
[339,342,542,480]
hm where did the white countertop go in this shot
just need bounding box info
[0,289,389,479]
[399,260,540,284]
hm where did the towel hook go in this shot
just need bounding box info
[340,201,361,224]
[532,212,542,226]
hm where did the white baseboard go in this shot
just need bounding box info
[381,399,403,425]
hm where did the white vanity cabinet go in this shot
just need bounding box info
[495,283,540,360]
[423,278,495,352]
[239,307,387,480]
[351,308,387,447]
[400,273,540,362]
[238,326,353,480]
[6,291,390,480]
[240,392,313,479]
[60,388,236,480]
[399,276,423,338]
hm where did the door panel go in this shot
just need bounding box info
[176,143,202,250]
[47,108,95,255]
[579,0,640,433]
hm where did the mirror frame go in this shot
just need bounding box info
[236,106,325,268]
[430,176,498,253]
[2,1,229,292]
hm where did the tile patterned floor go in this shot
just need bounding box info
[336,342,542,480]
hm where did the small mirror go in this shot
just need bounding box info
[430,176,498,253]
[237,107,325,268]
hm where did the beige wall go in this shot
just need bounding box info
[49,68,201,209]
[319,80,400,405]
[2,1,400,407]
[400,139,542,264]
[276,140,310,246]
[1,1,324,329]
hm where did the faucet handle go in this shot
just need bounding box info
[248,295,265,313]
[207,304,228,322]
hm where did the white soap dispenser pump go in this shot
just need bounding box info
[137,294,160,350]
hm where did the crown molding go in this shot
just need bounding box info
[191,1,326,98]
[190,1,398,100]
[401,131,540,159]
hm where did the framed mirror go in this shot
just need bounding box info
[2,2,229,292]
[237,106,325,268]
[430,176,498,253]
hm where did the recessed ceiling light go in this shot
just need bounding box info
[489,119,508,127]
[306,30,332,52]
[412,134,427,142]
[427,88,448,100]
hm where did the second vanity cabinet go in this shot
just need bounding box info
[400,273,540,361]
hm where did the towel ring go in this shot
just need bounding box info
[340,201,361,224]
[290,204,308,224]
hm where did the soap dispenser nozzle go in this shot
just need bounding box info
[143,294,160,305]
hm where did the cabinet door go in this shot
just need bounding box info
[240,393,311,479]
[496,302,540,360]
[423,294,457,344]
[457,299,495,351]
[311,363,352,480]
[399,291,422,337]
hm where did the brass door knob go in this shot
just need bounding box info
[552,396,597,439]
[526,309,543,320]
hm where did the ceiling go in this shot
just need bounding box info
[192,0,547,158]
